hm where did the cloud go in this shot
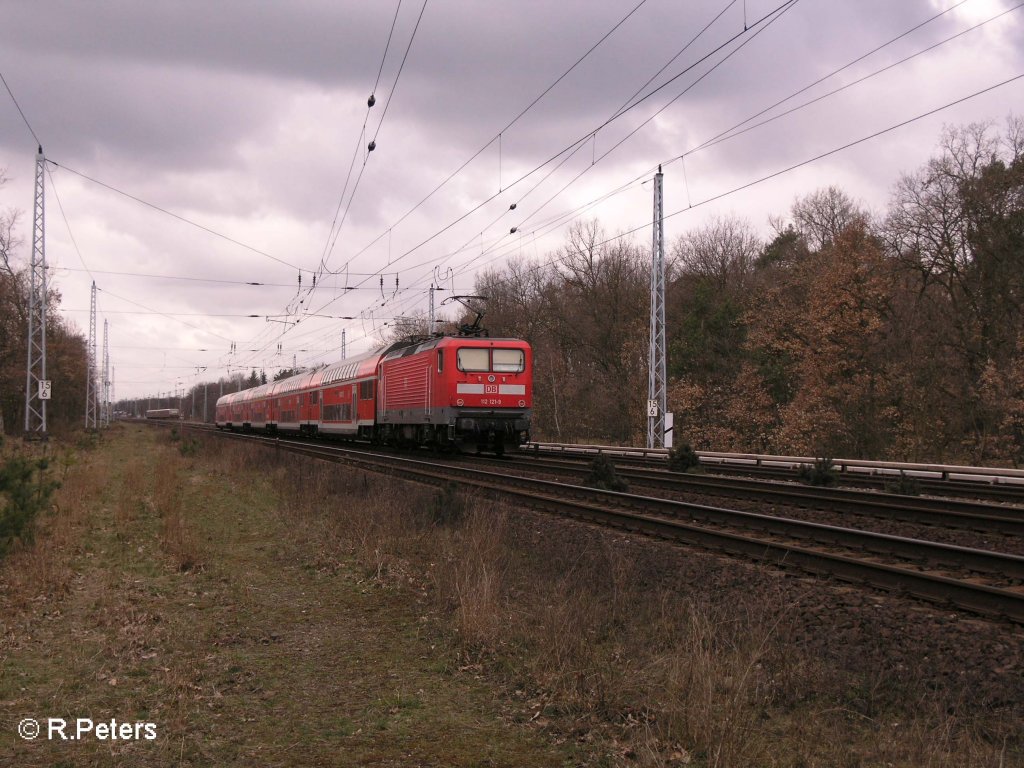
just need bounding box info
[1,0,1022,396]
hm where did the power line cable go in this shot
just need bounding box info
[319,0,430,276]
[415,70,1024,324]
[402,0,1015,299]
[0,69,41,147]
[328,0,655,274]
[56,265,386,287]
[96,286,235,343]
[458,0,798,277]
[309,0,799,319]
[372,0,404,97]
[47,161,303,271]
[554,72,1024,262]
[317,0,405,276]
[46,165,97,283]
[318,0,795,321]
[690,0,1023,156]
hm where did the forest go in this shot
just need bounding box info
[478,118,1024,463]
[1,118,1022,464]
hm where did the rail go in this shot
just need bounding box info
[527,442,1024,485]
[194,427,1024,623]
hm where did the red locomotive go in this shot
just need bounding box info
[215,335,532,454]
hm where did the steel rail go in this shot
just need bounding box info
[193,427,1024,623]
[483,455,1024,536]
[526,442,1024,501]
[530,441,1024,484]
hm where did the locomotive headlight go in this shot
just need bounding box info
[518,400,525,407]
[487,375,495,383]
[457,398,464,406]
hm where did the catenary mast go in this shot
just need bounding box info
[24,146,47,437]
[647,166,667,449]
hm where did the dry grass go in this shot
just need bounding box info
[433,506,509,645]
[2,425,575,766]
[192,437,1023,768]
[152,454,200,573]
[9,427,1014,766]
[0,438,107,610]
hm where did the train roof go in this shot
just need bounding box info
[214,347,385,407]
[214,336,531,407]
[380,335,529,361]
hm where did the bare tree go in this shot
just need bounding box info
[791,186,867,252]
[0,168,22,279]
[671,214,760,292]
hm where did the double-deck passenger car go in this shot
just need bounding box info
[215,336,532,453]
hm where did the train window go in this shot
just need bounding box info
[310,391,319,405]
[437,350,444,373]
[493,349,525,373]
[359,380,373,400]
[457,348,489,372]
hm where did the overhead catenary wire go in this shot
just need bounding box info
[230,0,799,374]
[443,0,799,283]
[317,0,405,276]
[348,0,1017,316]
[689,0,983,154]
[96,286,235,343]
[383,69,1024,344]
[56,265,387,288]
[301,0,797,331]
[46,161,303,271]
[325,0,656,275]
[243,0,651,376]
[319,0,430,277]
[306,0,800,324]
[19,3,1011,393]
[46,165,97,284]
[0,69,42,147]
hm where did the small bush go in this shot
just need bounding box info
[798,457,838,487]
[585,454,629,493]
[179,437,200,457]
[668,443,702,473]
[884,470,921,496]
[429,482,466,526]
[0,454,60,557]
[76,431,95,451]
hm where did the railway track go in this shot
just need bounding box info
[472,454,1024,538]
[190,426,1024,624]
[528,442,1024,502]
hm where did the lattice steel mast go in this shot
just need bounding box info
[647,165,667,449]
[24,146,47,437]
[85,281,98,429]
[101,319,110,427]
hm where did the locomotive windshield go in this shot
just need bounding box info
[457,348,490,372]
[492,349,525,372]
[456,347,525,373]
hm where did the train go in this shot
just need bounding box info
[145,408,181,419]
[215,335,533,454]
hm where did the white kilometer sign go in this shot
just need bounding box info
[647,399,658,418]
[38,380,52,400]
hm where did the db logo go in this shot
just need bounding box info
[484,384,498,394]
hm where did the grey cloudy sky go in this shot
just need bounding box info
[1,0,1021,400]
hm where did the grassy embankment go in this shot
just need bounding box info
[0,425,576,766]
[0,424,1020,766]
